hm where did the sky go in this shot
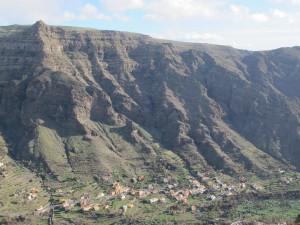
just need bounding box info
[0,0,299,50]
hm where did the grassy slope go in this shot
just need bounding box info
[1,123,300,224]
[0,134,49,224]
[35,125,73,179]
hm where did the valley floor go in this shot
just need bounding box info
[1,161,300,225]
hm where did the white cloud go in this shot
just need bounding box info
[63,3,110,22]
[270,9,296,23]
[183,32,224,42]
[113,14,131,22]
[274,0,300,5]
[78,3,110,20]
[0,1,110,24]
[153,31,225,45]
[103,0,144,12]
[288,17,296,23]
[159,27,300,50]
[229,4,270,23]
[230,4,250,16]
[290,0,300,4]
[144,0,220,20]
[272,9,287,18]
[251,13,270,22]
[0,0,68,24]
[63,11,76,21]
[102,0,221,19]
[222,27,300,50]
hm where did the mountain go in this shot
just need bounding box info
[0,21,300,225]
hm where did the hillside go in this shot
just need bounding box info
[0,21,300,224]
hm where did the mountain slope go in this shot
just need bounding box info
[0,21,299,181]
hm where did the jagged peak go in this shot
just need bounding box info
[31,20,48,33]
[33,20,47,27]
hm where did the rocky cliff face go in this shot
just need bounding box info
[0,21,300,181]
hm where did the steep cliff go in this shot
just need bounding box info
[0,21,299,182]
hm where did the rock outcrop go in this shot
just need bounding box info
[0,21,299,180]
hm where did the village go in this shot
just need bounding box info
[1,157,300,225]
[33,171,286,224]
